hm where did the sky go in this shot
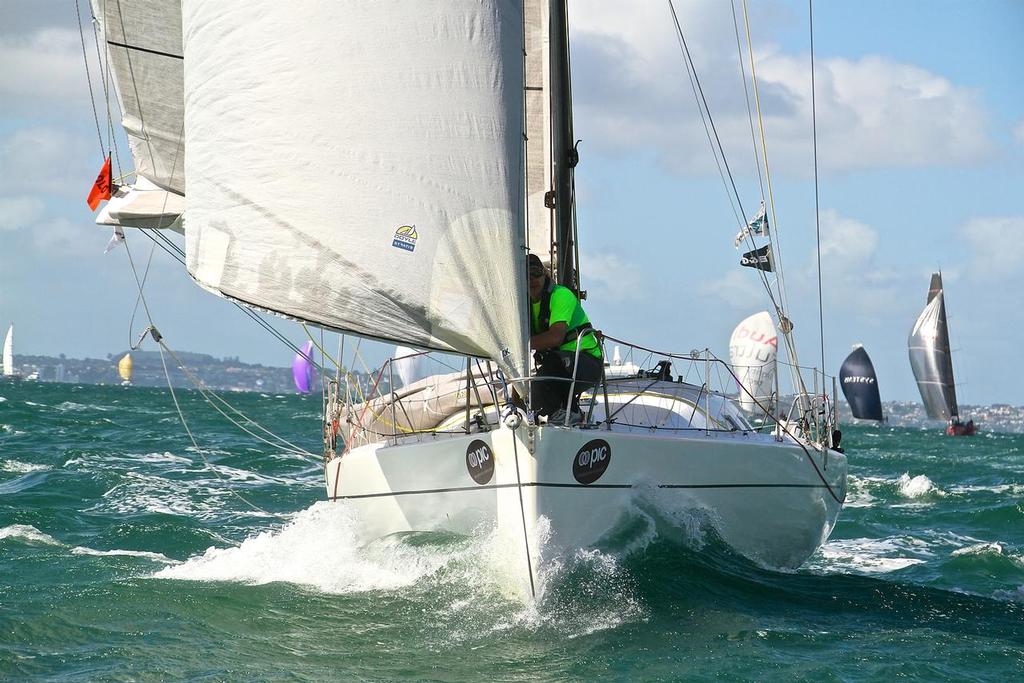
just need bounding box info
[1,0,1022,405]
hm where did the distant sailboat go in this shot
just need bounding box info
[728,312,778,413]
[908,273,975,436]
[2,324,19,380]
[839,345,883,421]
[118,353,133,386]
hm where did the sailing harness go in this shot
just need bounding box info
[535,279,594,348]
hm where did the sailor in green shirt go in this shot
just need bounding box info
[527,253,602,423]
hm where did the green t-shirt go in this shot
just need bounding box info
[531,284,601,359]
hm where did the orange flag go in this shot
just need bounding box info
[86,155,112,211]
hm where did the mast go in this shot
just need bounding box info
[549,0,577,289]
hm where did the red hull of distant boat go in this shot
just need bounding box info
[946,420,977,437]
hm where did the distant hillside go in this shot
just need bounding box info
[9,351,385,395]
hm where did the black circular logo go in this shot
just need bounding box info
[466,439,494,485]
[573,438,611,485]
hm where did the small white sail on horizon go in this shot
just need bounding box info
[729,311,778,412]
[2,324,14,377]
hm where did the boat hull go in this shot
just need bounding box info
[325,423,847,589]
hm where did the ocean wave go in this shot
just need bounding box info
[0,524,62,545]
[897,473,944,499]
[1,459,50,473]
[69,546,175,563]
[809,536,932,574]
[152,501,645,640]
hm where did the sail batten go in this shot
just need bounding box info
[182,1,529,378]
[908,273,958,420]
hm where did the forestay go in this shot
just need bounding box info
[91,0,185,195]
[182,1,530,379]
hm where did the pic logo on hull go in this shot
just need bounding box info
[573,438,611,485]
[466,439,494,485]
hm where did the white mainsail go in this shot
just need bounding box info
[90,0,185,197]
[2,324,13,376]
[181,2,530,379]
[729,311,778,412]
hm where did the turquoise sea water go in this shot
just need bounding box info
[1,381,1022,681]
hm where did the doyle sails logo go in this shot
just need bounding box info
[573,438,611,485]
[391,225,418,252]
[466,439,494,485]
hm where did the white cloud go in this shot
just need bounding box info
[580,252,646,302]
[1014,120,1024,146]
[0,28,92,107]
[0,127,96,198]
[0,196,45,231]
[30,217,86,255]
[570,2,994,174]
[961,216,1024,278]
[699,270,761,310]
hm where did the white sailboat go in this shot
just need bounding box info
[88,1,846,592]
[2,324,17,379]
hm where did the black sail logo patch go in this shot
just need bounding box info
[573,438,611,485]
[466,439,494,485]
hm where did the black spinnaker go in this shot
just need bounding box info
[839,345,883,421]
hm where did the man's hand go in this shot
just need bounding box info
[530,321,567,351]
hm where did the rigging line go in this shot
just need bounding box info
[730,0,765,201]
[667,1,780,312]
[123,233,315,458]
[510,428,537,599]
[89,2,124,178]
[158,341,318,458]
[809,0,826,378]
[739,1,795,324]
[75,0,106,158]
[113,0,162,189]
[136,227,311,360]
[740,0,809,404]
[668,2,748,224]
[668,3,742,229]
[155,342,277,514]
[122,236,287,513]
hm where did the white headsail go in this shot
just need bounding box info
[181,2,529,379]
[2,324,13,376]
[729,311,778,412]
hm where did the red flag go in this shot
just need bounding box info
[86,155,112,211]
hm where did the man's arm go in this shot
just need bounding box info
[530,321,567,351]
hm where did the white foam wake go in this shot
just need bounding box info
[0,524,173,563]
[153,501,460,593]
